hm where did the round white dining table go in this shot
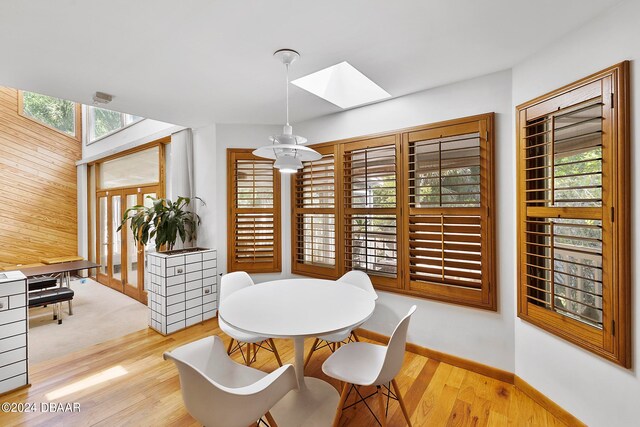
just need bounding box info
[218,278,376,427]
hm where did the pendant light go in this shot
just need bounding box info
[253,49,321,173]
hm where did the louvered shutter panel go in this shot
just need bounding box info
[292,146,339,278]
[227,150,281,273]
[404,117,495,308]
[521,88,606,330]
[342,136,401,288]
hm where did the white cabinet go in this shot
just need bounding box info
[146,249,217,335]
[0,270,28,394]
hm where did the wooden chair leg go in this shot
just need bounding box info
[376,386,387,427]
[333,382,350,427]
[246,342,252,366]
[269,339,283,367]
[304,338,319,368]
[392,379,412,426]
[227,338,235,355]
[264,410,278,427]
[351,331,360,342]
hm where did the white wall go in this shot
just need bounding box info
[511,1,639,425]
[82,117,183,161]
[292,69,516,371]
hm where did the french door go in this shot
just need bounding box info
[96,185,158,303]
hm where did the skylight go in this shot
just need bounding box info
[292,61,390,109]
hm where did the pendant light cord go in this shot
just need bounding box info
[285,62,290,126]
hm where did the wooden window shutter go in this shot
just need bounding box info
[342,135,402,289]
[403,114,496,309]
[516,62,630,367]
[291,145,339,278]
[227,149,281,273]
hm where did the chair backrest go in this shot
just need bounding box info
[338,270,378,299]
[164,336,296,427]
[220,271,254,302]
[373,305,416,385]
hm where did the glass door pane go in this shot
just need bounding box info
[98,196,108,275]
[125,194,139,289]
[111,194,122,283]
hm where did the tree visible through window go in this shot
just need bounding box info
[20,91,78,138]
[88,106,142,142]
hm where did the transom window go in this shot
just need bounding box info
[19,91,81,140]
[87,106,143,143]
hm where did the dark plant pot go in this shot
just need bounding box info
[158,247,210,256]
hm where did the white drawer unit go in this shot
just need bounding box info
[146,248,217,335]
[0,270,28,394]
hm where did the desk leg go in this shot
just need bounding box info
[66,272,73,315]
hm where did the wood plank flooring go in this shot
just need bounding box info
[1,319,567,426]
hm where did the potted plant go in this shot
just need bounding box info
[119,196,218,335]
[118,195,204,252]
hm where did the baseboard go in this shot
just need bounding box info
[514,376,586,427]
[356,328,514,383]
[356,328,585,426]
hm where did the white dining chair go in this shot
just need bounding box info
[164,336,297,427]
[219,271,283,367]
[322,305,417,427]
[304,271,378,369]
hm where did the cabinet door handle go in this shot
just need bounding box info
[177,268,184,274]
[204,288,211,294]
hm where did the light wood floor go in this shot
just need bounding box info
[2,319,566,426]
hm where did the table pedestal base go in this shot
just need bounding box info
[270,377,339,427]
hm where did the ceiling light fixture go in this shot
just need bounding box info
[253,49,321,173]
[92,91,113,105]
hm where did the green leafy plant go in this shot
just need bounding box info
[118,196,204,252]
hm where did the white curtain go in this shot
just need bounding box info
[169,129,195,248]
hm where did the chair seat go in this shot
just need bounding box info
[207,353,269,389]
[28,277,59,291]
[322,341,386,386]
[218,317,268,344]
[29,288,74,307]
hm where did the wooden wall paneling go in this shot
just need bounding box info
[0,86,81,268]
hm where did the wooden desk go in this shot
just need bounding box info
[16,261,100,315]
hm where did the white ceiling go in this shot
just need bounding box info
[0,0,619,128]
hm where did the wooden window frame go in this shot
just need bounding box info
[342,134,402,290]
[227,149,282,274]
[291,113,496,310]
[88,138,167,304]
[291,144,340,279]
[516,62,630,367]
[403,115,495,309]
[18,90,82,142]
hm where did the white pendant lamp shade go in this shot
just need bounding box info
[252,49,320,172]
[274,156,303,173]
[253,143,321,161]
